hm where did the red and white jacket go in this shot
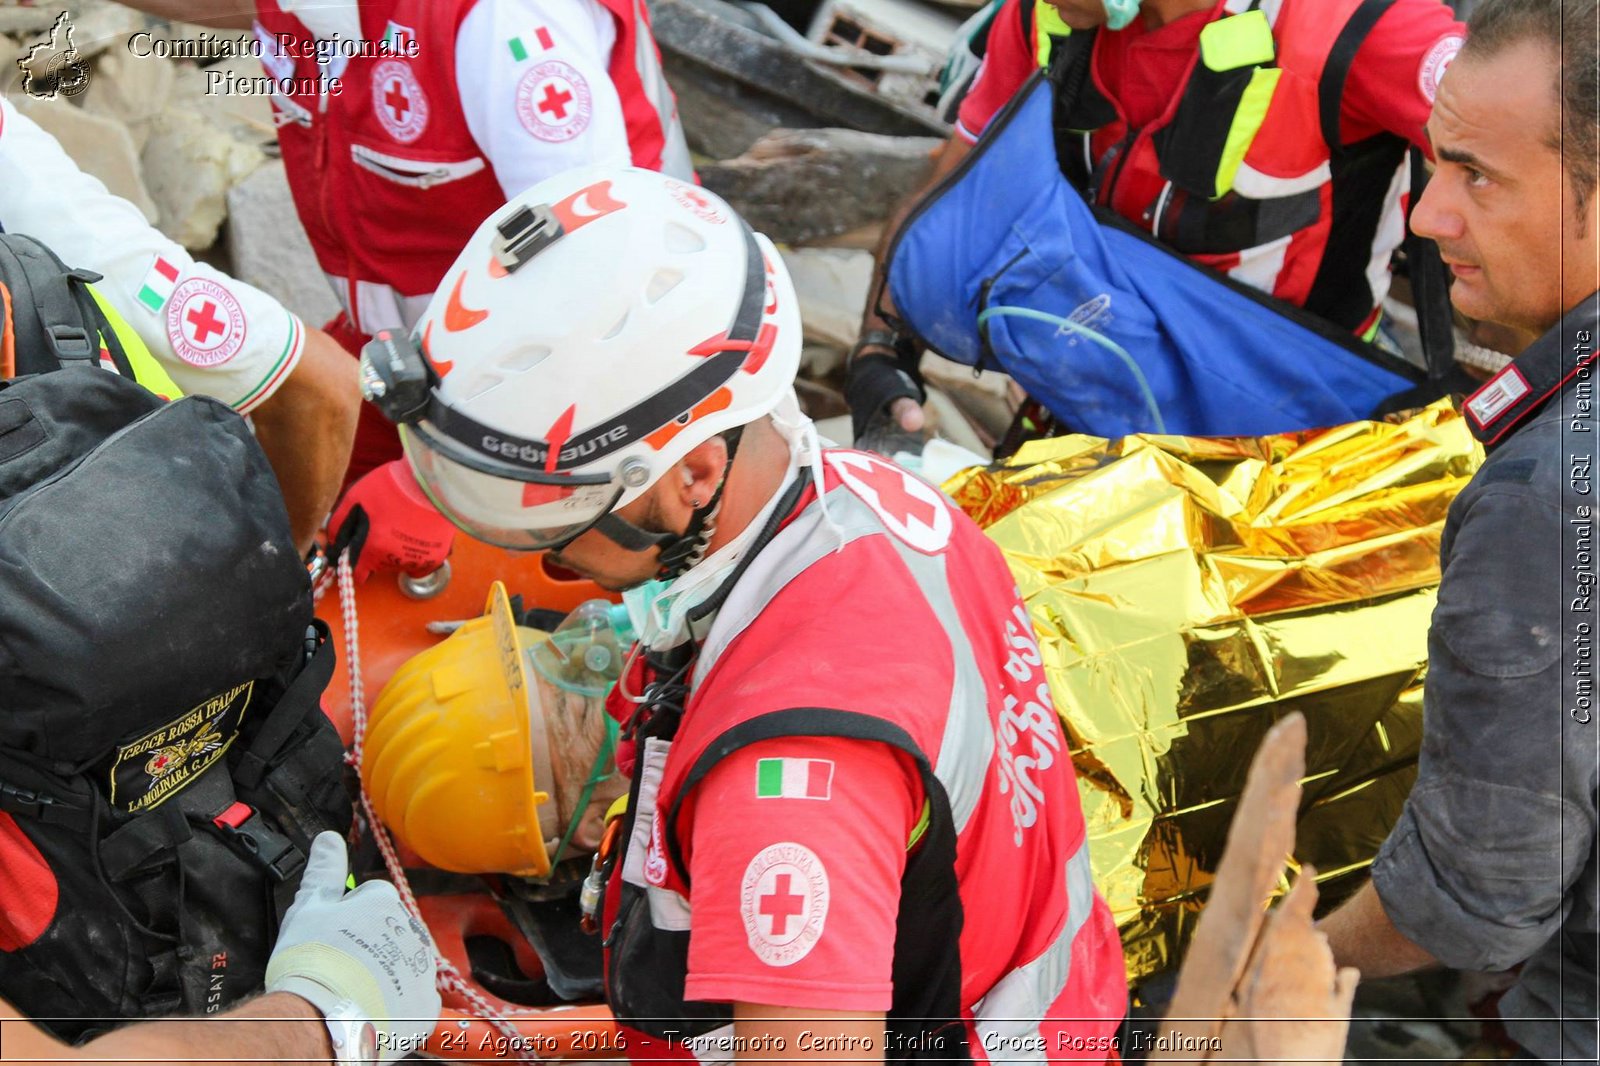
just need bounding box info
[255,0,692,337]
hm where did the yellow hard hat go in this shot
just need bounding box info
[363,582,558,877]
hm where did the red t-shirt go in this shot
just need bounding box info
[683,734,919,1010]
[957,0,1460,151]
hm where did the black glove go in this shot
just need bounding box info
[845,330,925,443]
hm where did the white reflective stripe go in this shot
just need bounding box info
[647,883,692,931]
[886,536,992,834]
[1232,159,1329,199]
[349,143,487,189]
[632,2,694,180]
[1366,158,1410,311]
[620,737,694,930]
[682,1025,736,1066]
[695,489,882,685]
[972,843,1098,1060]
[697,485,993,833]
[622,737,671,886]
[324,273,433,334]
[1227,231,1292,295]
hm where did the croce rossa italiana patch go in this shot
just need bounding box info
[108,682,254,813]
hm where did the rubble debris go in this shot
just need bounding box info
[781,246,873,352]
[702,126,939,243]
[141,106,265,250]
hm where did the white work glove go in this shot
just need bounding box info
[265,832,441,1062]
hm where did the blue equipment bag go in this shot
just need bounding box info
[885,72,1425,439]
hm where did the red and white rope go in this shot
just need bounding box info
[336,551,543,1061]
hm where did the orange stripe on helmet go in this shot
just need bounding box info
[644,387,733,451]
[443,272,489,333]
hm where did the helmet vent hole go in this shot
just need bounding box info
[645,269,684,305]
[498,345,552,373]
[601,311,629,340]
[664,223,706,254]
[464,371,506,401]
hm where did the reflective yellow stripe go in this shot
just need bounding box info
[89,287,183,400]
[907,799,931,850]
[1033,0,1073,69]
[1361,312,1383,343]
[1199,9,1274,72]
[1213,66,1281,200]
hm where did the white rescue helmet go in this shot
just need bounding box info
[380,167,802,552]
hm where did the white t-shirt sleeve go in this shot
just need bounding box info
[455,0,633,200]
[0,97,304,414]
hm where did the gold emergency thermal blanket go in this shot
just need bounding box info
[945,401,1483,981]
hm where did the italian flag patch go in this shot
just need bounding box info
[383,21,416,52]
[508,27,554,60]
[756,757,833,801]
[136,256,180,314]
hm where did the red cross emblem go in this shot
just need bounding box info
[165,279,247,368]
[758,873,806,937]
[849,460,939,528]
[740,845,829,965]
[384,79,410,122]
[828,453,953,554]
[370,59,429,143]
[185,301,226,345]
[537,82,573,121]
[669,181,728,224]
[516,61,593,143]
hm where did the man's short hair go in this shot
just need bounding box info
[1460,0,1599,217]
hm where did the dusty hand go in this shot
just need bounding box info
[1225,868,1359,1063]
[265,832,441,1062]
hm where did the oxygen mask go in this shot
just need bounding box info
[529,598,637,697]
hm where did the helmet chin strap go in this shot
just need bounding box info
[589,427,744,580]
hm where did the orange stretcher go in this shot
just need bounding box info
[318,537,626,1060]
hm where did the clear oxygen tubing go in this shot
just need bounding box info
[975,304,1168,434]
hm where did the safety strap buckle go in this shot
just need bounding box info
[0,778,87,829]
[211,802,306,883]
[46,323,95,365]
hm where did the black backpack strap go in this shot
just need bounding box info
[233,622,335,790]
[0,235,119,378]
[1318,0,1396,153]
[1319,0,1463,401]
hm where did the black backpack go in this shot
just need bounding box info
[0,233,138,379]
[0,368,352,1041]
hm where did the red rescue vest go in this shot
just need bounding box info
[601,456,1126,1061]
[255,0,689,336]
